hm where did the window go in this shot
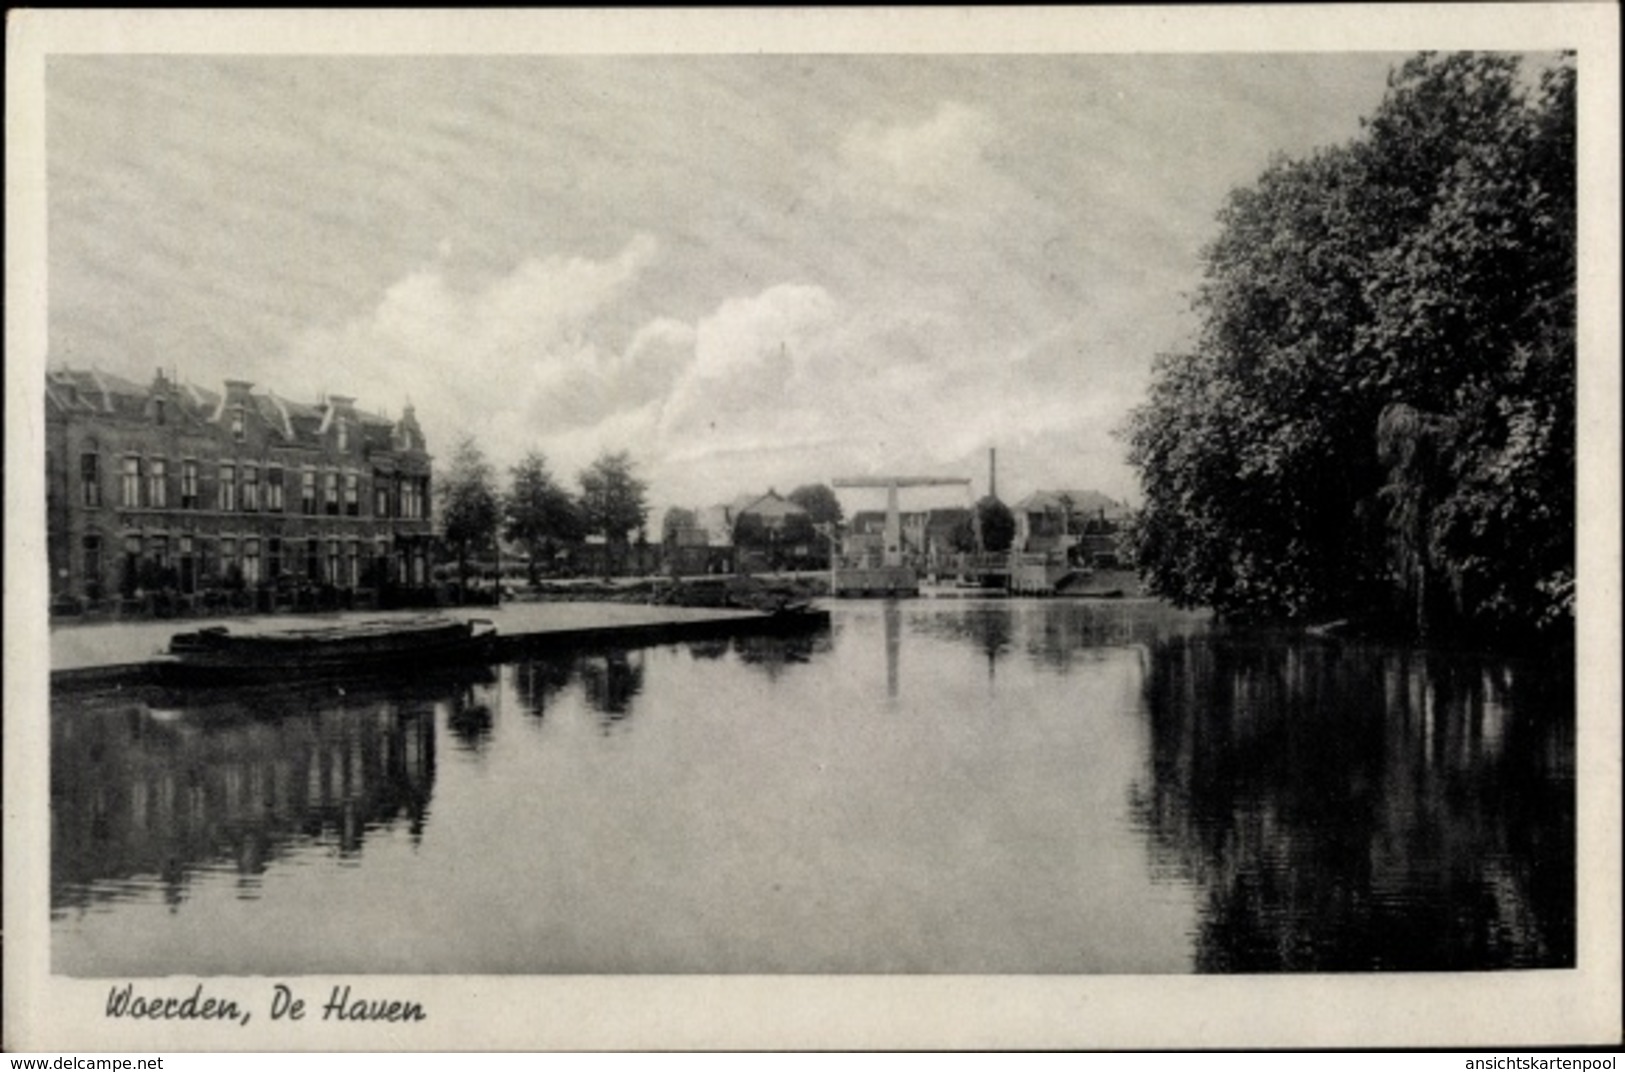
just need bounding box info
[149,535,169,572]
[181,461,199,509]
[346,541,360,587]
[399,476,424,520]
[304,538,320,581]
[179,535,196,594]
[219,463,237,512]
[230,406,246,441]
[243,538,261,585]
[324,471,340,516]
[374,472,391,518]
[122,457,142,507]
[242,464,260,511]
[147,458,167,508]
[336,418,349,452]
[154,398,166,425]
[80,452,102,507]
[344,472,360,516]
[266,467,285,511]
[82,535,102,598]
[220,538,238,581]
[122,534,142,595]
[267,537,282,580]
[301,469,318,515]
[326,539,340,585]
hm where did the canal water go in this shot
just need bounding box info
[50,599,1574,975]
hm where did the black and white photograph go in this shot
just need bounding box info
[5,7,1619,1052]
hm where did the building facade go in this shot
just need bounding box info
[46,368,435,613]
[1011,489,1132,565]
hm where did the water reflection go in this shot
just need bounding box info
[51,605,1573,975]
[51,672,464,913]
[507,633,831,727]
[446,678,499,749]
[904,599,1208,676]
[1131,634,1574,971]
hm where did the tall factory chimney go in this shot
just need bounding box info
[989,447,998,501]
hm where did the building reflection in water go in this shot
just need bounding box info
[51,673,454,914]
[1129,635,1575,971]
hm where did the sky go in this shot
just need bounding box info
[45,51,1414,519]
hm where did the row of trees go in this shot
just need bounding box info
[438,438,650,584]
[1125,52,1575,647]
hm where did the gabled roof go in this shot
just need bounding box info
[1013,489,1130,519]
[47,366,423,454]
[725,490,809,521]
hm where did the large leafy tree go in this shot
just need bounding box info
[439,436,501,589]
[504,451,582,584]
[577,451,649,577]
[1126,52,1574,643]
[788,483,844,528]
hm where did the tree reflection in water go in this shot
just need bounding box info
[446,680,498,750]
[508,632,830,729]
[1131,634,1574,971]
[579,650,647,728]
[731,629,829,680]
[51,672,457,915]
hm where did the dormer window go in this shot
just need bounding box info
[230,406,246,441]
[154,399,166,425]
[337,418,349,452]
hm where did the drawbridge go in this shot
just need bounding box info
[829,475,970,597]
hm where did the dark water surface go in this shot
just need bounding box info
[51,600,1573,975]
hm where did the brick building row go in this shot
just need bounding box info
[45,368,436,612]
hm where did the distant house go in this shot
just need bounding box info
[1012,490,1132,565]
[904,508,972,567]
[696,504,734,547]
[843,510,888,562]
[686,490,816,572]
[844,507,970,567]
[731,490,808,532]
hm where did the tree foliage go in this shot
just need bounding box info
[577,451,649,573]
[788,483,844,527]
[1125,52,1574,644]
[440,436,501,584]
[974,495,1016,554]
[504,451,581,582]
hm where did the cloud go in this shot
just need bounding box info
[838,101,998,203]
[282,234,667,467]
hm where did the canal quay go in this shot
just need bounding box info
[49,598,798,682]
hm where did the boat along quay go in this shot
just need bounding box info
[49,599,829,686]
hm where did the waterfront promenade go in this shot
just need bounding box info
[50,600,768,680]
